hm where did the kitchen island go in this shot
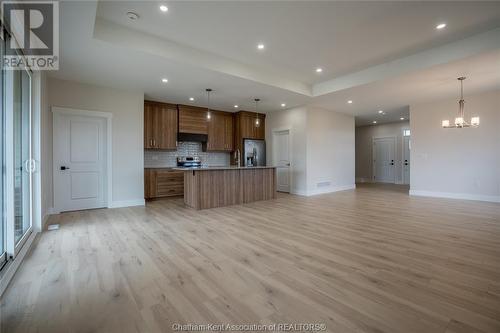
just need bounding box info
[174,166,276,210]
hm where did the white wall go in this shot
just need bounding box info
[355,121,410,183]
[306,107,355,195]
[45,78,145,213]
[266,106,355,196]
[266,107,308,194]
[410,89,500,202]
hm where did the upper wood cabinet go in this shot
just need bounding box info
[178,105,209,135]
[144,101,178,150]
[207,112,234,151]
[235,111,266,140]
[232,111,265,164]
[224,114,234,151]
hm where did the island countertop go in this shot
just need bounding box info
[173,165,276,171]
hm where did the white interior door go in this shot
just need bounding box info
[403,135,411,185]
[273,130,290,193]
[373,137,395,183]
[54,112,107,212]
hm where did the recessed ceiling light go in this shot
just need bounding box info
[400,117,405,120]
[436,23,446,30]
[378,110,384,114]
[373,121,377,124]
[347,100,353,104]
[126,11,139,21]
[315,68,323,73]
[281,103,286,107]
[257,43,265,50]
[234,105,239,108]
[161,78,168,83]
[189,97,194,101]
[159,5,168,12]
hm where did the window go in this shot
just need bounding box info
[403,129,411,137]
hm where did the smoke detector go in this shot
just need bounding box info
[126,11,139,21]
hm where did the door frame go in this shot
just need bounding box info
[372,136,396,184]
[52,107,112,213]
[272,126,292,193]
[401,128,411,185]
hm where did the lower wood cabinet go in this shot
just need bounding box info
[145,169,184,199]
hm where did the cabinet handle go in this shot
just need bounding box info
[153,139,156,147]
[150,139,153,147]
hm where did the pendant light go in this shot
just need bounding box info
[206,88,212,120]
[442,77,479,128]
[254,98,260,127]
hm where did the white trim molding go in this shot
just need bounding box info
[0,232,38,297]
[109,199,145,209]
[409,190,500,203]
[356,177,372,183]
[306,184,356,197]
[290,188,308,196]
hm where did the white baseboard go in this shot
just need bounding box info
[409,190,500,203]
[356,177,372,183]
[109,199,145,208]
[306,184,356,197]
[41,207,57,229]
[290,188,307,196]
[0,231,38,297]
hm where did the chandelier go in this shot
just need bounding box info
[442,77,479,128]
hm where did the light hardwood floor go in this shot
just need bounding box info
[1,184,500,333]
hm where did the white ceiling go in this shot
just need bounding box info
[96,1,500,85]
[49,1,500,124]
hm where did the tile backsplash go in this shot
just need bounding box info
[144,141,230,168]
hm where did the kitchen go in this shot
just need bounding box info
[143,95,276,209]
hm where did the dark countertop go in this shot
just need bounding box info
[172,166,276,171]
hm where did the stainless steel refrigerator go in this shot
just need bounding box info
[243,139,266,167]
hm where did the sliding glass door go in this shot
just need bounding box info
[13,67,32,248]
[0,26,34,266]
[0,28,5,268]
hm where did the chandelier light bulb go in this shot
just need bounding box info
[471,117,480,126]
[455,117,464,127]
[442,120,450,128]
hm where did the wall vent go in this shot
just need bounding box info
[316,181,331,188]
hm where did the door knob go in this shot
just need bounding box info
[60,166,70,170]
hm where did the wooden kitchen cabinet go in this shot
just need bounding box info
[178,105,209,135]
[233,111,265,164]
[224,113,234,151]
[207,112,234,151]
[235,111,265,140]
[144,169,184,199]
[144,101,178,150]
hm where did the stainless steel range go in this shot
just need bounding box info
[176,156,201,168]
